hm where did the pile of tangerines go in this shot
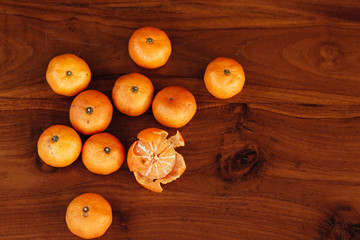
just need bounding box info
[37,27,245,239]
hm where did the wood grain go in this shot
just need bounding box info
[1,1,360,239]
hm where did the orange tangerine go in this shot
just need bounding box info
[66,193,112,239]
[37,125,82,167]
[112,73,154,116]
[82,133,125,175]
[128,27,172,69]
[152,86,197,128]
[127,128,186,192]
[69,90,113,135]
[204,57,245,99]
[46,54,91,96]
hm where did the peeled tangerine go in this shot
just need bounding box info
[127,128,186,193]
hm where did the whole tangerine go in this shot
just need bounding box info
[204,57,245,99]
[128,26,172,69]
[70,90,113,136]
[152,86,197,128]
[37,125,82,167]
[82,133,125,175]
[66,193,112,239]
[112,73,154,116]
[46,54,91,96]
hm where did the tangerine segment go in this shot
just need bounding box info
[66,193,112,239]
[46,54,91,97]
[160,153,186,184]
[133,153,186,193]
[127,139,175,174]
[132,140,176,179]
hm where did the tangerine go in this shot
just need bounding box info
[127,128,186,193]
[37,125,82,167]
[46,54,91,96]
[112,73,154,116]
[82,133,125,175]
[70,90,113,135]
[152,86,197,128]
[66,193,112,239]
[128,27,172,69]
[204,57,245,99]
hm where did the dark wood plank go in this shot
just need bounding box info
[1,1,360,239]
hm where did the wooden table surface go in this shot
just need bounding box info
[1,1,360,239]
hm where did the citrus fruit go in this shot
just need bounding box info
[66,193,112,239]
[70,90,113,135]
[127,128,186,193]
[204,57,245,99]
[37,125,82,167]
[82,133,125,175]
[152,86,197,128]
[112,73,154,116]
[46,54,91,96]
[128,26,172,69]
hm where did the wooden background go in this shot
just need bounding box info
[1,0,360,239]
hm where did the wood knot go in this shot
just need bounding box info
[319,205,360,240]
[318,41,342,69]
[220,142,264,181]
